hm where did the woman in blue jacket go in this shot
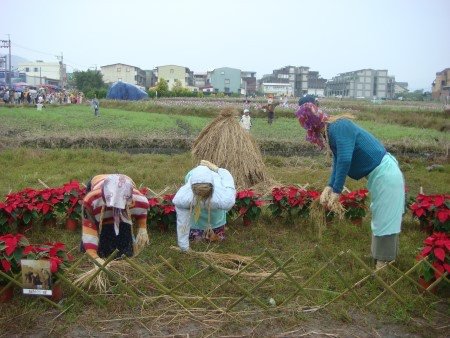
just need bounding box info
[296,96,405,269]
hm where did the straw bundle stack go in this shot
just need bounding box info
[192,108,272,190]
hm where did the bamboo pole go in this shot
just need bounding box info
[203,258,269,311]
[159,255,225,313]
[123,256,191,310]
[315,247,364,306]
[191,251,267,308]
[227,256,293,311]
[264,250,316,307]
[348,250,405,305]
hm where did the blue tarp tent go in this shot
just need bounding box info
[107,82,148,100]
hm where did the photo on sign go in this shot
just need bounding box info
[21,259,53,296]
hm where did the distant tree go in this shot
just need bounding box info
[73,70,106,95]
[155,78,169,97]
[172,79,183,94]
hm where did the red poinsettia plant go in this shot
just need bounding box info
[339,189,369,221]
[228,189,264,226]
[416,232,450,282]
[61,181,86,220]
[157,194,176,231]
[410,194,450,233]
[23,242,72,277]
[269,186,319,219]
[0,233,30,283]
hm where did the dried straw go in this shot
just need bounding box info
[309,199,327,239]
[74,260,131,293]
[192,107,272,190]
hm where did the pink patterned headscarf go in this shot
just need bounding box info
[295,102,329,149]
[102,174,133,235]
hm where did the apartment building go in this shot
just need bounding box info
[432,68,450,100]
[17,60,66,87]
[155,65,194,89]
[210,67,242,94]
[259,66,325,97]
[241,71,257,96]
[100,63,146,87]
[325,69,390,99]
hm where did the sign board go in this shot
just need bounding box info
[21,259,53,296]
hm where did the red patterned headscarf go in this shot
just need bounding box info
[295,102,329,149]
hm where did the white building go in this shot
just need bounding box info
[18,60,66,87]
[100,63,146,87]
[260,82,294,96]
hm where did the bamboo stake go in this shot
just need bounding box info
[316,247,364,307]
[159,255,225,313]
[124,256,191,310]
[38,179,50,188]
[191,251,267,308]
[348,250,405,305]
[264,250,317,307]
[203,258,269,310]
[227,257,293,311]
[281,252,340,307]
[366,260,437,307]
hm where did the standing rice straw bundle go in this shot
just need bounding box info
[309,198,345,239]
[192,107,271,190]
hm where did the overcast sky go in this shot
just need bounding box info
[2,0,449,90]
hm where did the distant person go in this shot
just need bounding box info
[91,96,100,117]
[239,109,252,132]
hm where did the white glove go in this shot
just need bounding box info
[200,160,219,172]
[320,186,333,205]
[327,192,341,210]
[136,228,149,247]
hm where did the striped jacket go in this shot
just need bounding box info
[82,175,149,258]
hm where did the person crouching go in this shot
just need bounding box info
[173,160,236,251]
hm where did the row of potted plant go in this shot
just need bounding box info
[3,182,448,235]
[0,181,86,234]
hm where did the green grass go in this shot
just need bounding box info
[0,105,448,150]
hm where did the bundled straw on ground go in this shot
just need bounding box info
[192,107,272,190]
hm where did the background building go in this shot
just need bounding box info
[241,71,257,96]
[144,69,157,88]
[326,69,391,99]
[155,65,194,90]
[260,82,294,96]
[17,60,66,88]
[432,68,450,101]
[101,63,146,87]
[210,67,242,94]
[259,66,325,97]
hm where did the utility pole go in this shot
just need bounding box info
[0,35,11,87]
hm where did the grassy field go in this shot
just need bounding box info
[0,100,449,337]
[0,104,448,155]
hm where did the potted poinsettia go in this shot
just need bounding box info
[339,189,369,225]
[229,189,264,226]
[0,233,30,302]
[158,194,176,232]
[3,189,39,233]
[269,186,319,220]
[61,181,86,231]
[416,232,450,290]
[410,194,450,234]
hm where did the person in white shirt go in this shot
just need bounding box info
[239,109,252,132]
